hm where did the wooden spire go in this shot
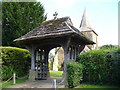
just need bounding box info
[79,9,92,31]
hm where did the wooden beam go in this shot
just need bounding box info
[78,45,85,53]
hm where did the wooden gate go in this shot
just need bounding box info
[35,49,48,80]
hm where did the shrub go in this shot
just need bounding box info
[2,66,14,80]
[77,50,108,84]
[100,44,118,50]
[67,61,83,88]
[77,48,120,86]
[1,47,31,80]
[107,49,120,85]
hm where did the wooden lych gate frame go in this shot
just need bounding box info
[14,17,94,81]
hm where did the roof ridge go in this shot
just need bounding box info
[42,16,70,24]
[65,21,75,32]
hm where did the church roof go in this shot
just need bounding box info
[14,17,95,44]
[81,30,98,36]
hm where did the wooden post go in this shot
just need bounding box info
[76,47,79,56]
[75,47,76,61]
[53,79,56,90]
[31,46,35,70]
[25,45,35,70]
[70,47,72,59]
[45,49,50,78]
[73,46,75,60]
[28,45,37,81]
[13,73,16,84]
[62,37,71,87]
[78,45,85,54]
[71,46,73,60]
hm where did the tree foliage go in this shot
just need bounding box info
[100,44,118,50]
[2,2,46,47]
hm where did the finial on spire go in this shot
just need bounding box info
[84,8,86,14]
[53,12,58,19]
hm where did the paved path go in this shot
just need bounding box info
[6,77,65,88]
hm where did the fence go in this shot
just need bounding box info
[0,73,28,86]
[1,73,64,88]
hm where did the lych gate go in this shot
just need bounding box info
[14,17,94,81]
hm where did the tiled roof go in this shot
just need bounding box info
[14,17,94,44]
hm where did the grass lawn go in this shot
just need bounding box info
[77,84,119,88]
[0,77,28,88]
[49,71,63,77]
[58,84,119,90]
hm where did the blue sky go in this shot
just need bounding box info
[37,0,118,46]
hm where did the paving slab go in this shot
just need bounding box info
[4,77,65,89]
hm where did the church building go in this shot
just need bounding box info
[52,9,98,71]
[80,9,98,52]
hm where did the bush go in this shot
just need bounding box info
[100,44,118,50]
[107,49,120,85]
[1,47,31,80]
[67,61,83,88]
[77,48,120,86]
[2,66,14,80]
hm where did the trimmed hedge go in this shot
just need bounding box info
[1,47,31,80]
[67,61,83,88]
[77,48,120,85]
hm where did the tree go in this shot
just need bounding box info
[100,44,118,50]
[2,2,47,47]
[0,2,2,46]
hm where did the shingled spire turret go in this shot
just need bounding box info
[79,9,92,31]
[79,9,98,50]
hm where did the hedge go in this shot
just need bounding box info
[77,48,120,85]
[1,47,31,80]
[67,61,83,88]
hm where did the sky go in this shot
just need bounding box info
[37,0,119,47]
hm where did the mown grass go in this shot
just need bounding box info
[77,84,119,88]
[0,77,28,88]
[49,71,63,77]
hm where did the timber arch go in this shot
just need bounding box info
[14,17,94,81]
